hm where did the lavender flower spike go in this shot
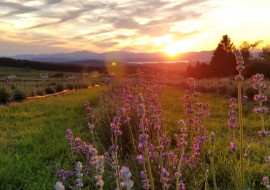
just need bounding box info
[120,166,134,190]
[55,181,65,190]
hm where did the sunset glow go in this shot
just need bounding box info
[0,0,269,55]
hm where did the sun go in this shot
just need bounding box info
[163,42,189,56]
[162,39,197,56]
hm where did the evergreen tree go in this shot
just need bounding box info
[239,40,262,64]
[209,35,236,77]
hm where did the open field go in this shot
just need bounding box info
[1,77,270,189]
[0,66,104,101]
[0,87,103,189]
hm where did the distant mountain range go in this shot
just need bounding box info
[11,50,213,64]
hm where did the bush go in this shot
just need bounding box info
[245,87,257,100]
[36,90,45,96]
[45,87,55,94]
[13,89,26,102]
[67,83,74,90]
[0,87,11,104]
[56,84,64,92]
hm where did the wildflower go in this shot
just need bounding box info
[230,142,238,152]
[55,181,65,190]
[178,181,186,190]
[252,73,264,81]
[95,156,105,188]
[65,129,75,151]
[140,171,150,189]
[161,167,170,189]
[254,94,267,102]
[263,177,270,190]
[258,129,270,137]
[75,162,83,188]
[137,155,146,164]
[120,166,134,190]
[235,75,244,81]
[253,106,269,114]
[88,123,95,130]
[54,167,73,180]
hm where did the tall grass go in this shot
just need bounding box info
[0,87,102,189]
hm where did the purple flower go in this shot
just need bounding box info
[228,110,237,116]
[253,106,269,114]
[263,176,269,185]
[137,155,146,164]
[252,73,264,81]
[235,75,244,81]
[258,130,270,137]
[230,98,237,103]
[162,167,169,178]
[254,94,267,102]
[178,181,186,190]
[253,82,267,90]
[230,142,238,152]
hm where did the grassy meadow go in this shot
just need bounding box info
[0,76,270,189]
[0,87,103,189]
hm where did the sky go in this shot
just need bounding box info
[0,0,270,56]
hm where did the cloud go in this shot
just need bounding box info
[0,1,39,17]
[4,0,268,55]
[45,0,64,4]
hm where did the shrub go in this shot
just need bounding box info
[245,87,257,100]
[0,87,11,104]
[13,89,26,102]
[36,89,45,96]
[45,87,55,94]
[67,83,74,90]
[56,84,64,92]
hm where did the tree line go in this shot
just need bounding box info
[0,58,107,73]
[185,35,270,78]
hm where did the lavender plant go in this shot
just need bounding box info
[252,73,270,169]
[209,131,217,190]
[234,49,245,188]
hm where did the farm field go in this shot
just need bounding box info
[0,87,103,189]
[0,66,104,102]
[1,78,270,189]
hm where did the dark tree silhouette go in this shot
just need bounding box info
[209,34,236,77]
[259,45,270,61]
[239,40,262,64]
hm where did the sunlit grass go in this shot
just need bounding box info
[0,87,103,189]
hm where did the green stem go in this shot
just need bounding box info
[211,156,217,190]
[127,121,137,155]
[258,89,270,169]
[91,130,96,149]
[141,118,154,190]
[237,76,244,189]
[175,146,185,190]
[114,136,121,190]
[157,132,165,190]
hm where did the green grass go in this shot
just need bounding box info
[1,83,270,189]
[0,87,103,189]
[163,86,270,189]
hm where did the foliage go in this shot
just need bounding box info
[0,87,11,104]
[45,87,55,94]
[13,89,26,102]
[56,84,64,92]
[208,34,236,77]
